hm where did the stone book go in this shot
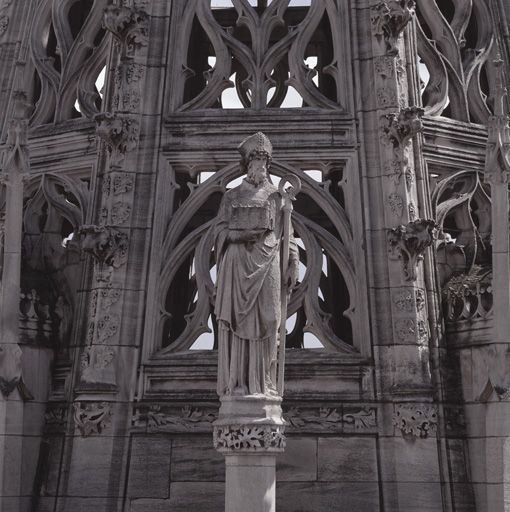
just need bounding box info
[229,200,274,231]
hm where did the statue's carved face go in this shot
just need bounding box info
[247,154,268,185]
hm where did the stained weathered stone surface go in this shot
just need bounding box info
[127,435,172,498]
[276,482,381,512]
[171,437,224,482]
[318,437,378,482]
[277,437,317,482]
[1,1,509,511]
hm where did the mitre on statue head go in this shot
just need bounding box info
[238,131,273,160]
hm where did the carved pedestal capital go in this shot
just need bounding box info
[213,424,286,453]
[388,219,436,281]
[214,395,285,512]
[371,0,415,56]
[213,395,286,454]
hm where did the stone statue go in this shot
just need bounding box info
[214,132,299,397]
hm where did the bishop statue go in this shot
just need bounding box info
[214,132,299,397]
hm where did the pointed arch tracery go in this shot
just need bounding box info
[17,173,90,349]
[156,159,359,356]
[27,0,109,126]
[171,0,351,111]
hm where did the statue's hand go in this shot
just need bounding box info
[285,261,299,291]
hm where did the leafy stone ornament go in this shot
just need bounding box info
[371,0,416,56]
[212,132,300,512]
[388,219,436,281]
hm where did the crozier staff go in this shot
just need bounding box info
[214,132,299,397]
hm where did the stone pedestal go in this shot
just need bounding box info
[213,396,286,512]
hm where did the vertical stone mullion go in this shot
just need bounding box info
[364,3,444,510]
[76,4,148,397]
[369,0,435,396]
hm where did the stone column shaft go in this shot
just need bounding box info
[225,455,276,512]
[0,85,29,511]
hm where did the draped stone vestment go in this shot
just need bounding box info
[214,177,298,396]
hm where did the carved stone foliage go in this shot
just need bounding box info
[80,280,122,386]
[213,424,286,453]
[381,106,424,152]
[388,219,436,281]
[158,160,359,355]
[415,0,495,122]
[0,0,11,37]
[371,0,415,56]
[394,317,427,343]
[393,403,438,438]
[78,225,128,269]
[73,401,112,437]
[388,192,404,217]
[95,113,140,167]
[174,0,351,110]
[284,406,377,433]
[103,5,148,59]
[44,404,68,433]
[432,170,491,284]
[27,0,109,125]
[132,405,217,432]
[392,288,425,313]
[103,172,134,196]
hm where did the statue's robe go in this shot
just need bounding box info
[214,178,297,396]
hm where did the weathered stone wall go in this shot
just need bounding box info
[1,1,509,511]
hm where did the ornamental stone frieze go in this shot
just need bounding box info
[132,405,217,431]
[388,219,436,281]
[284,406,377,433]
[371,0,415,56]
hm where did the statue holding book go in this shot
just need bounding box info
[214,132,300,397]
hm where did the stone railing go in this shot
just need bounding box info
[442,267,493,324]
[19,290,58,343]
